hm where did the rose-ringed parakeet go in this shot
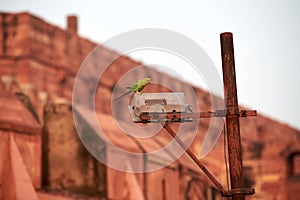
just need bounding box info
[112,77,151,102]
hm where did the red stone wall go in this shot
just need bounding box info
[0,11,300,199]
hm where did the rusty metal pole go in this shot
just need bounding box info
[220,32,245,200]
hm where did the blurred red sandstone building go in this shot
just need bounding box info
[0,12,299,200]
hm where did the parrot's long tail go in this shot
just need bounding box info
[112,90,132,102]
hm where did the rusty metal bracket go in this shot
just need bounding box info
[160,121,227,195]
[160,120,256,197]
[222,188,255,196]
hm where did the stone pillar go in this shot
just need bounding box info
[42,103,107,197]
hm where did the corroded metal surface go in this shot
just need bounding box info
[221,32,248,200]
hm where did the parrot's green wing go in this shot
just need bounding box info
[128,81,139,92]
[112,78,151,102]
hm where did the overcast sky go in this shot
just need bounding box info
[1,0,300,130]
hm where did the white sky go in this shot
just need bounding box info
[1,0,300,130]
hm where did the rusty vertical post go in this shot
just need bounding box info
[220,32,245,200]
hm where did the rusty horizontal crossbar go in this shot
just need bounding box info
[222,188,255,196]
[139,109,257,122]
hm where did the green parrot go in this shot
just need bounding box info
[112,77,151,102]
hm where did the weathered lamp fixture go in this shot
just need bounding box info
[128,92,193,123]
